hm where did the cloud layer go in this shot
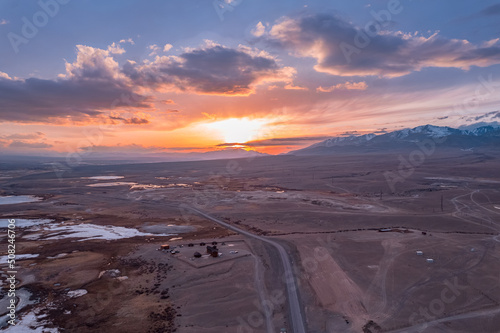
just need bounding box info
[0,41,295,124]
[123,42,295,96]
[265,13,500,77]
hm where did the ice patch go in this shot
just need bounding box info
[83,176,124,180]
[24,223,172,241]
[67,289,87,298]
[0,219,53,229]
[87,182,137,187]
[0,195,41,205]
[2,311,59,332]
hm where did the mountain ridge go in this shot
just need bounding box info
[288,123,500,155]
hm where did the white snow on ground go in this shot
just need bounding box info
[86,182,137,187]
[83,176,124,180]
[0,196,41,205]
[0,254,39,265]
[67,289,87,298]
[2,311,59,332]
[23,223,172,241]
[0,219,53,228]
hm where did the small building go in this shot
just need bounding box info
[416,251,423,256]
[206,245,219,257]
[160,244,170,250]
[426,258,434,263]
[193,252,202,258]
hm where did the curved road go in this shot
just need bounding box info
[188,207,307,333]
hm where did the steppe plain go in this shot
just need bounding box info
[0,148,499,332]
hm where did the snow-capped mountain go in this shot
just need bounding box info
[388,125,460,139]
[288,123,500,155]
[308,134,377,148]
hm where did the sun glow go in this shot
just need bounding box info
[204,118,268,143]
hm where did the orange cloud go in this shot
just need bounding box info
[317,81,367,92]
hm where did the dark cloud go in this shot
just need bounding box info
[461,110,500,122]
[264,13,500,77]
[217,136,333,147]
[0,75,149,124]
[472,110,500,121]
[109,115,150,125]
[123,43,294,95]
[0,42,293,124]
[374,128,388,134]
[9,141,53,149]
[480,4,500,16]
[4,132,45,140]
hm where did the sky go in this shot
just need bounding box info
[1,0,500,157]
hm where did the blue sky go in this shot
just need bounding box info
[0,0,500,155]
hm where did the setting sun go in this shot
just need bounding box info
[203,118,268,143]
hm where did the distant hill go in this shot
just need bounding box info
[288,123,500,155]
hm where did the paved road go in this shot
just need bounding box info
[188,207,307,333]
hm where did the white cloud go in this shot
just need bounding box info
[148,44,160,56]
[251,22,266,37]
[0,72,12,80]
[119,38,135,45]
[107,42,126,55]
[64,45,127,82]
[163,43,173,52]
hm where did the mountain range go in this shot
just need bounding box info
[288,123,500,155]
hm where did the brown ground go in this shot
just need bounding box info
[0,147,499,332]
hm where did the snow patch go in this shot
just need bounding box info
[83,176,124,180]
[0,195,41,205]
[24,223,172,241]
[67,289,87,298]
[0,219,53,229]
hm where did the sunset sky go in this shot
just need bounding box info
[1,0,500,156]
